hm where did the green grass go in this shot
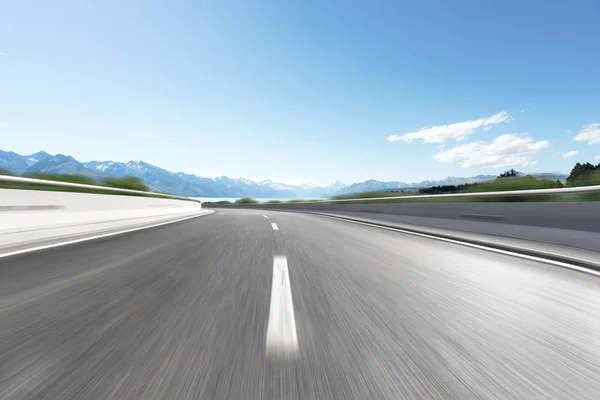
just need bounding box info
[328,193,600,204]
[465,176,561,193]
[316,176,600,204]
[103,176,150,191]
[24,172,99,185]
[0,171,197,201]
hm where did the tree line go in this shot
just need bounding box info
[566,162,600,186]
[418,161,600,195]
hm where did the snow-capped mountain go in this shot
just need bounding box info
[0,150,52,174]
[25,154,109,179]
[24,151,52,167]
[84,160,135,176]
[255,179,346,198]
[334,180,412,196]
[1,149,498,198]
[334,176,497,195]
[84,160,209,195]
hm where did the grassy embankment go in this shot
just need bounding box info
[0,168,188,200]
[330,175,600,203]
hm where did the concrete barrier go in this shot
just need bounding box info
[0,189,211,255]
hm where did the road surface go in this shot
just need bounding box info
[1,209,599,399]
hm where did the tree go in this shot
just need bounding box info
[566,162,599,185]
[418,183,477,195]
[498,169,518,179]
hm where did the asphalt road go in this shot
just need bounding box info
[232,201,600,232]
[1,209,600,399]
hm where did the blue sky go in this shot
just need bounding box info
[1,0,599,185]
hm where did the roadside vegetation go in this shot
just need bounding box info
[328,165,600,203]
[0,170,189,200]
[205,162,600,206]
[235,197,259,204]
[565,162,600,187]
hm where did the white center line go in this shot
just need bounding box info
[271,223,279,230]
[266,256,298,356]
[263,215,269,219]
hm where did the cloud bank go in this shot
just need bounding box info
[574,123,600,145]
[433,134,549,168]
[561,150,579,158]
[388,112,512,144]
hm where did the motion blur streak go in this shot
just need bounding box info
[1,209,599,399]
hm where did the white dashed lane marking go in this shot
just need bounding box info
[266,256,298,356]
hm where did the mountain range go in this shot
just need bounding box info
[0,149,508,197]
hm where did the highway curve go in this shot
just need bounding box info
[1,209,599,399]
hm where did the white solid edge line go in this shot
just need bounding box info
[271,223,279,230]
[312,213,600,278]
[0,210,215,259]
[266,255,299,356]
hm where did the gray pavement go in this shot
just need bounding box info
[224,201,600,232]
[1,209,599,399]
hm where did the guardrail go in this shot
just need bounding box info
[0,175,200,203]
[264,184,600,204]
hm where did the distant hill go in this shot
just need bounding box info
[0,149,568,198]
[27,154,109,180]
[525,173,569,180]
[0,150,344,197]
[334,180,411,196]
[0,150,52,174]
[333,175,497,196]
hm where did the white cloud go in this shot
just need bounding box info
[520,109,525,113]
[561,150,579,158]
[574,123,600,144]
[0,52,7,57]
[433,134,549,168]
[387,111,512,144]
[482,126,493,132]
[596,155,600,161]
